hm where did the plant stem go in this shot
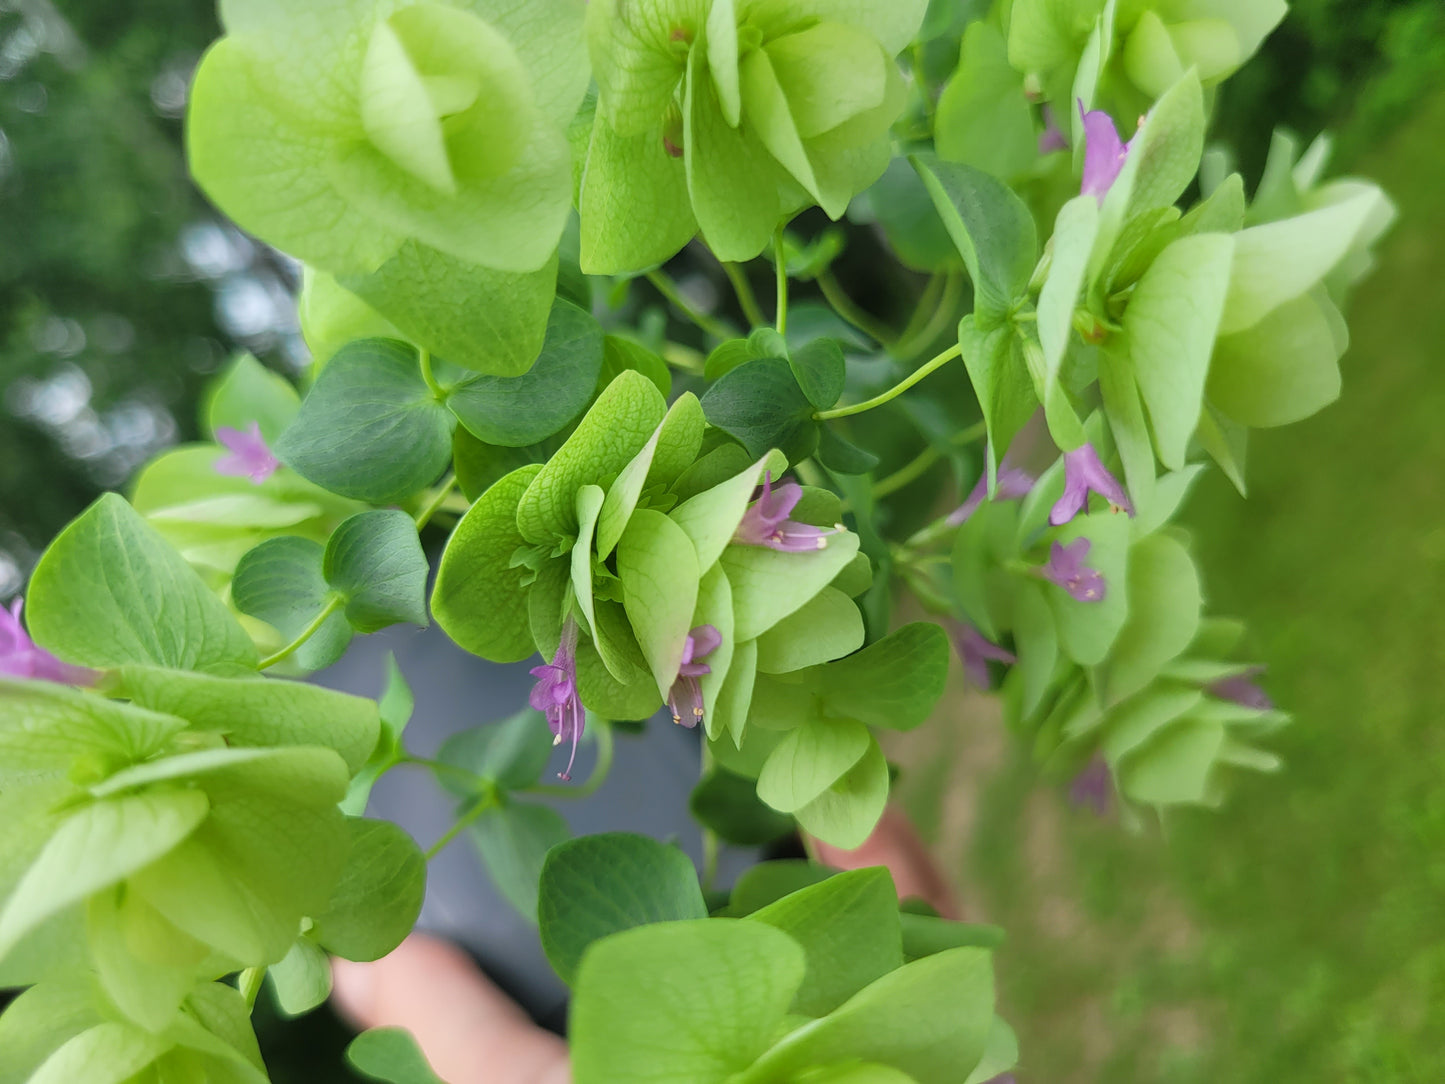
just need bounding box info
[257,595,343,670]
[238,967,265,1011]
[893,272,963,362]
[418,348,446,401]
[424,790,498,861]
[414,474,459,531]
[773,226,789,336]
[525,720,615,799]
[893,273,944,350]
[815,342,964,421]
[645,270,732,340]
[816,269,896,346]
[722,262,767,329]
[871,446,943,500]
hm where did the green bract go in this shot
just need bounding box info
[579,0,928,271]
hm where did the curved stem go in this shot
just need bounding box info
[418,348,446,401]
[773,227,789,336]
[723,262,767,329]
[893,273,944,350]
[893,272,963,363]
[815,342,963,421]
[817,269,896,346]
[414,474,459,531]
[424,790,499,861]
[871,446,943,500]
[257,595,343,670]
[525,720,615,799]
[645,270,733,340]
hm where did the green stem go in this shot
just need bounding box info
[525,720,615,799]
[414,474,459,531]
[773,226,789,336]
[893,272,963,362]
[723,262,767,329]
[817,269,896,346]
[815,342,963,421]
[257,595,343,670]
[424,789,499,861]
[238,967,265,1012]
[871,446,942,500]
[418,348,446,401]
[645,270,732,340]
[893,273,944,349]
[400,755,485,788]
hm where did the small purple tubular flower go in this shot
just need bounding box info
[0,598,96,686]
[733,472,841,553]
[947,621,1016,691]
[1208,666,1274,711]
[1040,538,1106,603]
[668,624,721,729]
[1069,755,1111,816]
[214,421,279,485]
[1079,101,1130,204]
[1049,444,1134,527]
[530,618,585,781]
[1038,104,1068,154]
[945,465,1036,527]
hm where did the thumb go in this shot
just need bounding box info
[331,934,570,1084]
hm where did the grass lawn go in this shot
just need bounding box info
[897,89,1445,1083]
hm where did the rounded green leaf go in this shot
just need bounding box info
[1208,289,1345,428]
[758,717,871,814]
[1101,533,1203,704]
[346,1027,446,1084]
[815,622,950,731]
[792,737,891,850]
[690,768,796,847]
[232,537,352,672]
[756,588,865,674]
[324,510,430,633]
[204,353,300,444]
[722,531,861,642]
[616,509,701,699]
[469,800,570,924]
[311,819,426,962]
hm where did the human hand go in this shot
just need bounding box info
[331,807,956,1084]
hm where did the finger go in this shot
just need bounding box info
[810,805,960,918]
[331,934,570,1084]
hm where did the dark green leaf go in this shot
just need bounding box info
[816,623,951,731]
[232,537,351,671]
[817,426,881,475]
[346,1028,445,1084]
[790,338,846,409]
[601,335,672,398]
[690,768,796,846]
[311,819,426,963]
[435,709,556,794]
[899,913,1005,960]
[324,511,429,633]
[700,357,819,462]
[469,801,569,924]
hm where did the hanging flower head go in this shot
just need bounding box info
[1079,102,1131,204]
[1049,445,1134,527]
[530,617,585,781]
[667,625,721,729]
[1040,539,1107,603]
[214,421,279,485]
[734,473,842,553]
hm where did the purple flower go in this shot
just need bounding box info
[945,465,1036,527]
[214,421,279,485]
[0,598,97,686]
[947,621,1016,690]
[1208,666,1273,711]
[530,617,585,781]
[1069,755,1111,816]
[667,624,721,729]
[1038,104,1068,154]
[1040,538,1106,603]
[1080,101,1130,204]
[733,473,841,553]
[1049,444,1134,527]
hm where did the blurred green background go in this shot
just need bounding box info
[0,0,1441,1080]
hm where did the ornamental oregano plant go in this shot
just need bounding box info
[0,1,1395,1081]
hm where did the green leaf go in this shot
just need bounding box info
[1100,533,1202,704]
[571,919,805,1084]
[446,299,603,445]
[817,623,951,731]
[670,455,772,575]
[204,353,299,444]
[1044,512,1131,666]
[722,532,862,641]
[816,426,881,475]
[713,638,760,748]
[865,158,961,273]
[1120,232,1235,469]
[26,493,257,673]
[1011,582,1059,720]
[912,154,1036,327]
[24,1022,171,1084]
[343,654,414,816]
[748,946,995,1083]
[793,737,891,850]
[1219,188,1384,335]
[346,1027,446,1084]
[602,335,672,398]
[268,938,332,1018]
[432,464,543,663]
[1119,716,1225,805]
[756,588,865,674]
[790,338,847,409]
[1038,196,1100,382]
[701,357,819,462]
[232,538,352,671]
[1098,345,1156,514]
[537,832,707,985]
[1101,684,1207,765]
[340,244,557,377]
[690,768,796,846]
[693,564,737,736]
[959,315,1038,478]
[324,510,429,633]
[746,868,904,1016]
[1208,289,1345,428]
[515,371,667,543]
[118,664,380,777]
[0,790,209,962]
[435,708,555,795]
[728,860,836,915]
[87,885,209,1032]
[311,819,425,963]
[963,1017,1020,1084]
[0,978,104,1084]
[616,509,700,700]
[758,717,871,814]
[899,913,1006,960]
[934,22,1035,180]
[276,339,454,504]
[597,394,706,560]
[469,800,570,924]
